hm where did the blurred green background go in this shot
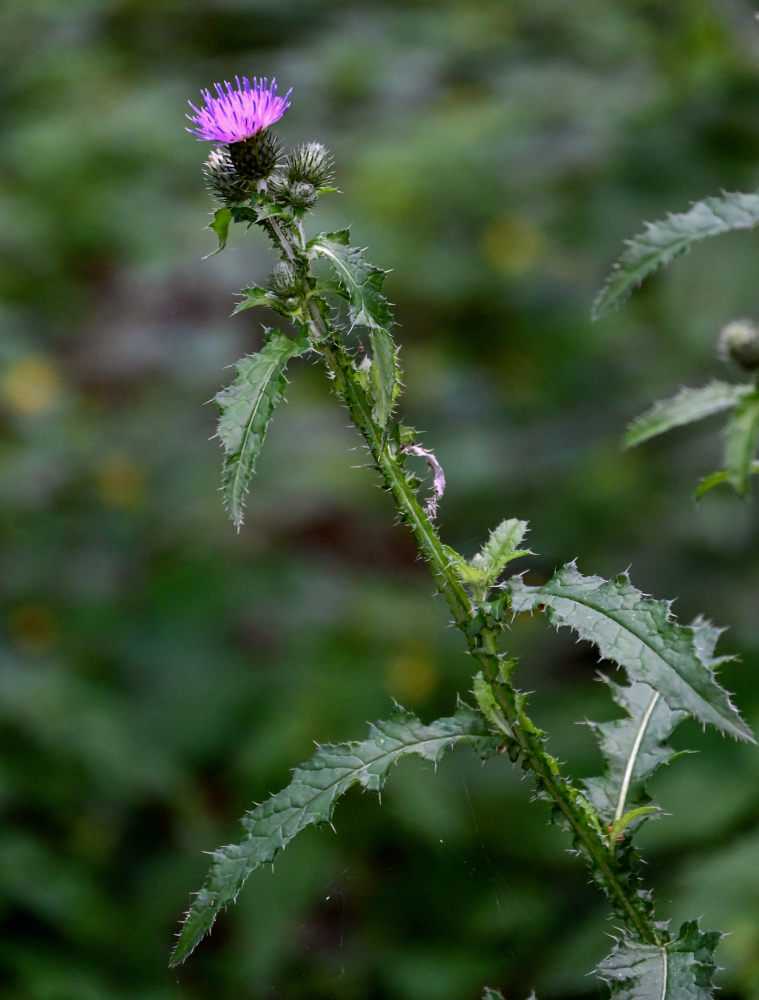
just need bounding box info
[2,1,759,998]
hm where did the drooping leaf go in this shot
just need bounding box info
[215,329,310,528]
[206,207,232,256]
[593,189,759,319]
[624,381,754,448]
[596,921,722,1000]
[171,703,499,965]
[368,326,400,427]
[308,229,394,331]
[695,462,759,500]
[583,677,688,839]
[723,388,759,497]
[506,563,753,742]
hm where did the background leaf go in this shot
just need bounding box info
[593,190,759,319]
[624,382,753,448]
[723,389,759,497]
[506,564,753,742]
[171,703,500,965]
[215,329,310,528]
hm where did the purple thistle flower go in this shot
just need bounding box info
[187,76,292,143]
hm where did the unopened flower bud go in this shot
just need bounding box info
[203,147,250,203]
[286,141,335,189]
[228,129,282,181]
[288,181,318,209]
[718,319,759,371]
[267,260,302,297]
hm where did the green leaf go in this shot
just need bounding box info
[593,189,759,319]
[695,462,759,500]
[597,921,722,999]
[479,518,531,578]
[205,207,232,257]
[215,329,310,529]
[170,703,499,965]
[368,326,400,427]
[308,229,394,331]
[232,284,280,315]
[723,389,759,496]
[625,381,754,448]
[506,563,753,742]
[583,678,688,839]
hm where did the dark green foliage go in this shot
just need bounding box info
[172,704,500,964]
[597,922,722,999]
[507,564,752,742]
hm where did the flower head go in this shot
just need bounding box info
[187,76,292,143]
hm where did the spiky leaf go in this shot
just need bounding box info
[171,703,499,965]
[479,518,531,577]
[232,284,281,314]
[723,388,759,496]
[597,921,722,999]
[308,229,394,331]
[625,382,754,448]
[506,563,752,742]
[368,326,400,427]
[583,678,687,838]
[593,190,759,319]
[215,329,310,528]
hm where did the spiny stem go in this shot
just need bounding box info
[267,214,662,949]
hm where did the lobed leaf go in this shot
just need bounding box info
[583,678,687,839]
[695,462,759,500]
[597,921,722,1000]
[215,329,310,528]
[479,518,531,578]
[593,189,759,319]
[723,389,759,497]
[308,229,394,331]
[506,563,753,742]
[206,207,232,256]
[624,381,754,449]
[171,703,499,965]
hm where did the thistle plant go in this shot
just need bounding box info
[173,77,755,998]
[594,191,759,498]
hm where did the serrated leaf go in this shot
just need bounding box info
[368,326,400,427]
[479,518,531,577]
[506,563,753,742]
[597,921,722,999]
[625,381,754,448]
[723,389,759,497]
[583,678,688,838]
[171,703,499,965]
[593,190,759,319]
[215,329,310,528]
[308,229,394,331]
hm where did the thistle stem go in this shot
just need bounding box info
[268,215,662,949]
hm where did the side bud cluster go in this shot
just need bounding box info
[718,319,759,372]
[268,142,334,212]
[203,147,250,203]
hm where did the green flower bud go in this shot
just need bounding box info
[288,181,318,209]
[228,129,282,181]
[718,319,759,371]
[202,147,250,203]
[267,260,302,297]
[285,141,335,189]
